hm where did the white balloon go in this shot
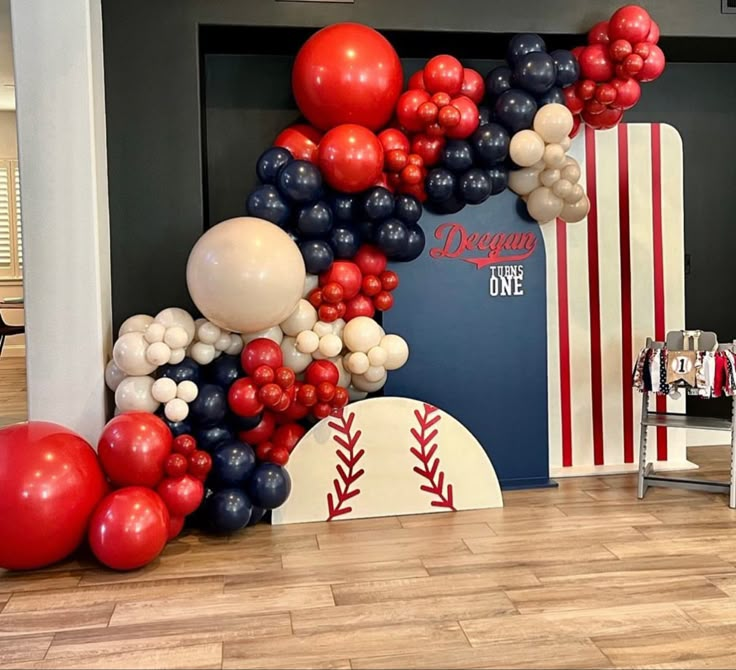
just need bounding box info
[143,323,166,344]
[168,347,186,365]
[364,365,386,383]
[302,273,319,298]
[526,186,564,224]
[533,103,574,144]
[351,370,388,393]
[296,330,320,354]
[343,316,383,353]
[561,161,581,184]
[155,307,196,344]
[560,194,591,223]
[113,331,158,376]
[508,167,542,196]
[560,136,572,151]
[380,334,410,370]
[367,345,388,367]
[115,375,159,413]
[177,379,199,403]
[565,183,585,204]
[509,129,545,167]
[280,299,319,337]
[197,321,221,345]
[540,168,561,188]
[104,359,127,392]
[281,336,313,373]
[146,341,171,366]
[312,320,333,338]
[347,385,368,402]
[164,325,189,350]
[331,318,346,338]
[190,341,216,365]
[345,351,370,375]
[311,349,328,361]
[165,398,189,423]
[543,143,566,169]
[319,333,343,358]
[214,333,232,351]
[119,314,154,336]
[225,334,244,355]
[151,377,178,403]
[333,355,351,388]
[242,325,284,346]
[552,178,573,200]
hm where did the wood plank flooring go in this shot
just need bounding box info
[3,363,736,667]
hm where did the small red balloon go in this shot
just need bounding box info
[258,382,284,408]
[595,83,617,105]
[297,383,318,407]
[417,101,439,125]
[563,86,585,115]
[646,20,660,44]
[386,149,408,172]
[609,39,633,62]
[401,164,423,186]
[426,122,444,137]
[378,128,411,154]
[438,105,461,128]
[268,446,290,466]
[318,124,384,193]
[423,55,464,95]
[576,79,596,101]
[318,304,340,322]
[322,281,344,304]
[408,70,426,90]
[396,89,432,132]
[168,515,185,541]
[585,99,607,115]
[578,44,615,83]
[344,294,376,321]
[460,68,485,104]
[313,402,333,420]
[172,434,197,457]
[444,96,480,140]
[256,442,273,461]
[274,124,322,163]
[610,77,641,109]
[188,450,212,481]
[275,390,292,413]
[637,44,666,82]
[282,399,310,421]
[333,386,349,408]
[583,105,623,130]
[587,20,610,44]
[570,114,582,138]
[608,5,652,44]
[316,381,336,403]
[272,423,307,452]
[411,134,445,167]
[373,291,395,311]
[275,366,296,390]
[239,412,277,445]
[320,261,363,299]
[308,288,323,308]
[624,53,644,76]
[165,453,189,478]
[305,360,340,386]
[633,42,651,60]
[334,301,347,319]
[362,274,382,296]
[252,364,275,387]
[157,474,204,518]
[380,270,399,291]
[241,338,283,376]
[228,378,264,417]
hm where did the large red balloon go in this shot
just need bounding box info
[241,338,283,376]
[274,124,322,163]
[98,413,173,488]
[292,23,403,131]
[318,124,384,193]
[88,487,170,571]
[578,44,615,83]
[608,5,652,44]
[0,422,107,570]
[239,411,277,445]
[637,45,666,82]
[444,96,480,140]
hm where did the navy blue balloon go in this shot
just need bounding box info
[427,193,465,215]
[442,140,473,173]
[256,147,292,185]
[196,425,235,453]
[299,239,334,274]
[374,218,409,259]
[329,193,357,223]
[205,488,253,533]
[459,168,492,205]
[246,185,291,228]
[538,87,565,106]
[211,440,257,488]
[485,66,513,99]
[507,33,547,66]
[488,166,510,195]
[358,220,376,243]
[248,463,292,510]
[478,106,492,126]
[297,201,332,237]
[471,123,510,167]
[426,168,456,202]
[276,160,322,204]
[329,225,361,259]
[515,196,537,223]
[495,89,538,134]
[363,187,394,221]
[513,51,556,95]
[247,505,267,526]
[229,412,263,432]
[204,354,241,389]
[159,357,201,385]
[551,49,581,88]
[161,417,192,438]
[393,194,422,225]
[397,224,426,262]
[188,383,227,427]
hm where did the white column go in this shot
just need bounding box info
[10,0,111,444]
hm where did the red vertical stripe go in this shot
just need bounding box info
[585,127,604,466]
[651,123,668,461]
[557,218,573,468]
[618,125,635,464]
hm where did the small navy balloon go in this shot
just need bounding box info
[229,412,263,433]
[196,425,235,453]
[247,505,267,526]
[551,49,581,88]
[299,239,334,274]
[471,123,510,167]
[393,194,422,225]
[329,225,361,259]
[441,140,473,173]
[459,168,492,205]
[374,218,409,259]
[246,185,291,228]
[205,488,253,533]
[328,192,357,223]
[488,166,510,195]
[485,66,513,100]
[363,187,394,221]
[426,168,456,203]
[248,463,292,510]
[513,51,557,95]
[358,220,376,243]
[256,147,292,185]
[159,415,192,438]
[188,383,227,427]
[297,201,333,238]
[398,224,426,262]
[427,193,465,215]
[276,160,322,204]
[538,87,565,106]
[204,354,241,389]
[159,357,201,385]
[506,33,547,66]
[494,90,538,134]
[210,440,257,488]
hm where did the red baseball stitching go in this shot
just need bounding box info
[326,408,365,520]
[410,403,456,511]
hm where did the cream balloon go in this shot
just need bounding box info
[225,334,244,355]
[533,103,574,143]
[380,334,409,370]
[508,166,542,196]
[190,341,216,365]
[119,314,154,336]
[280,336,312,374]
[302,274,319,298]
[351,370,388,393]
[343,316,383,353]
[526,186,564,224]
[344,351,370,375]
[164,325,189,350]
[552,178,573,200]
[104,359,127,392]
[565,183,585,204]
[280,299,318,337]
[367,346,388,367]
[113,331,157,376]
[509,129,545,167]
[332,356,351,388]
[560,194,591,223]
[543,143,566,168]
[186,217,306,333]
[242,325,283,346]
[540,168,561,188]
[168,348,186,365]
[197,321,221,345]
[165,398,189,423]
[143,323,166,344]
[347,385,369,402]
[560,136,572,151]
[295,330,319,354]
[363,365,386,383]
[177,380,199,403]
[155,308,196,344]
[319,333,343,358]
[312,321,333,338]
[146,341,171,367]
[151,377,178,403]
[331,318,346,338]
[561,161,581,184]
[214,333,232,352]
[115,376,159,413]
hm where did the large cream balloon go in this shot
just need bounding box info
[281,336,312,373]
[119,314,154,337]
[186,217,306,333]
[281,299,318,337]
[526,186,564,224]
[533,103,574,144]
[508,166,542,196]
[242,325,284,346]
[155,308,196,344]
[104,360,127,392]
[115,376,159,413]
[509,130,545,167]
[343,317,383,353]
[113,331,157,376]
[560,194,591,223]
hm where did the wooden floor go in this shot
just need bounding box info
[0,356,27,426]
[1,444,736,669]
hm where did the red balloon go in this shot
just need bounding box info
[401,164,423,185]
[423,55,464,95]
[256,442,273,461]
[595,83,617,105]
[610,77,641,109]
[396,89,432,133]
[98,413,172,488]
[322,281,345,304]
[239,411,277,445]
[583,105,623,130]
[571,46,586,61]
[576,79,596,101]
[305,360,340,386]
[408,70,426,90]
[353,244,387,276]
[318,304,340,322]
[268,446,290,466]
[637,45,666,82]
[563,86,585,115]
[172,434,196,456]
[385,150,408,172]
[417,101,439,125]
[578,44,615,83]
[609,39,633,63]
[273,423,307,452]
[411,134,445,167]
[297,383,318,407]
[320,261,363,299]
[646,20,660,44]
[460,68,485,104]
[187,450,212,481]
[380,270,399,291]
[585,99,607,115]
[259,382,284,409]
[167,515,185,541]
[623,53,644,76]
[438,105,461,128]
[608,5,652,44]
[274,124,322,163]
[317,381,336,403]
[373,291,394,311]
[252,364,275,387]
[634,42,651,60]
[378,128,410,154]
[344,293,376,320]
[157,475,204,518]
[587,20,610,44]
[292,23,403,131]
[88,487,170,571]
[444,96,480,140]
[165,453,188,478]
[362,274,382,296]
[570,114,582,138]
[228,378,264,417]
[281,399,310,421]
[318,124,384,193]
[333,386,349,408]
[241,338,283,375]
[275,366,296,389]
[0,422,107,570]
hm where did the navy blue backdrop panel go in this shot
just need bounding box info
[383,190,554,490]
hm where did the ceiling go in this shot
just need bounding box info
[0,0,15,111]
